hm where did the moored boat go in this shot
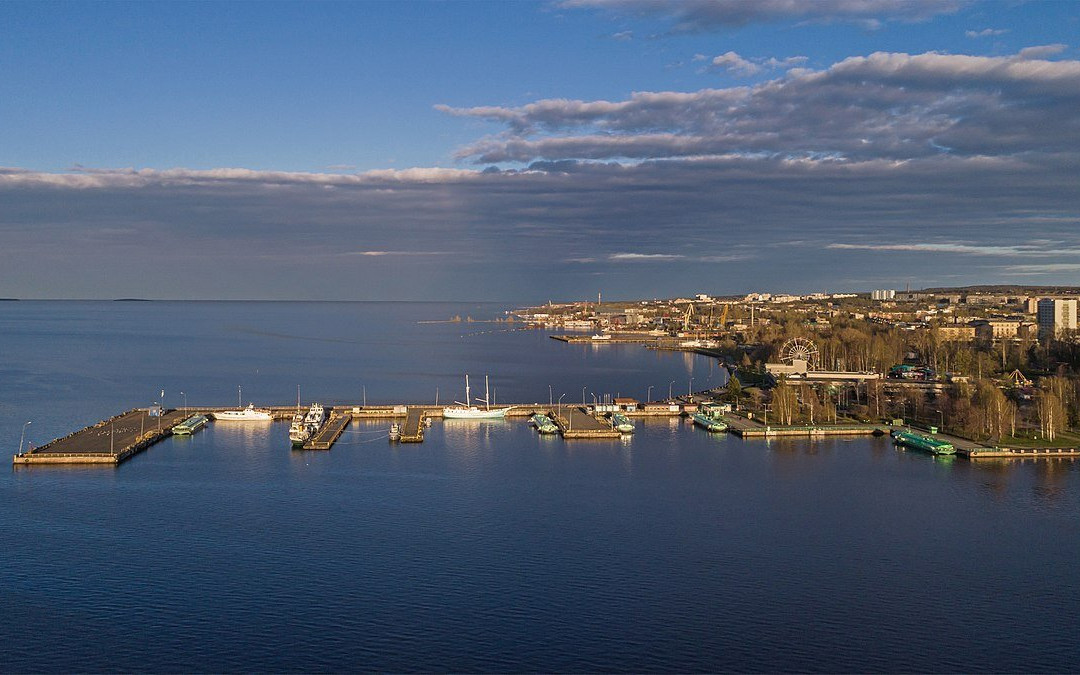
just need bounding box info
[531,413,558,434]
[692,413,728,432]
[171,414,209,435]
[213,386,272,421]
[611,412,635,433]
[891,430,955,455]
[443,375,510,419]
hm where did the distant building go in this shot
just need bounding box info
[871,289,896,301]
[1037,298,1078,339]
[972,319,1022,342]
[935,325,976,341]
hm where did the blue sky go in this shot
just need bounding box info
[1,1,1078,300]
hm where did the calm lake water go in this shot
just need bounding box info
[2,302,1079,672]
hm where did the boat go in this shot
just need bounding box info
[443,375,510,419]
[171,414,209,435]
[891,430,955,455]
[290,402,327,447]
[692,412,728,432]
[611,412,635,434]
[389,423,401,441]
[213,386,272,421]
[214,403,273,421]
[288,411,310,447]
[590,334,611,341]
[530,413,558,434]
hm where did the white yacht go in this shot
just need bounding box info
[213,386,273,421]
[443,375,510,419]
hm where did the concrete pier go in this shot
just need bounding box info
[13,408,190,465]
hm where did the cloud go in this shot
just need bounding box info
[826,242,1080,257]
[609,252,684,261]
[347,250,449,257]
[611,30,633,40]
[559,0,967,32]
[966,27,1009,38]
[710,51,762,76]
[2,151,1078,299]
[440,48,1080,164]
[1017,44,1068,60]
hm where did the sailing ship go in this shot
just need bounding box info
[443,374,510,419]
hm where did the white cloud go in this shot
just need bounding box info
[439,48,1080,164]
[966,27,1009,38]
[710,51,762,76]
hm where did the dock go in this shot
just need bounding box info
[302,410,350,450]
[13,408,190,465]
[724,414,886,438]
[399,407,435,443]
[552,406,621,439]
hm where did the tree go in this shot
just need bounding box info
[724,376,744,408]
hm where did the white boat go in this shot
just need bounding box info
[389,423,401,441]
[289,412,310,446]
[290,403,326,447]
[214,386,273,421]
[443,375,510,419]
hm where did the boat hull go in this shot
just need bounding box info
[443,407,510,419]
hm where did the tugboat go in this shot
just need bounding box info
[389,423,401,442]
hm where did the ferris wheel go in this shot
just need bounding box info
[780,337,819,371]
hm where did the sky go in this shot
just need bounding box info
[1,0,1078,301]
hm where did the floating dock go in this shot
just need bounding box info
[724,415,886,438]
[552,406,622,439]
[302,410,350,450]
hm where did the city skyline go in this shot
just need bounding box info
[2,0,1078,300]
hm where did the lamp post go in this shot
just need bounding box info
[669,380,676,400]
[582,386,587,407]
[18,421,31,455]
[647,385,653,402]
[558,393,566,424]
[181,391,187,414]
[688,377,694,397]
[936,409,944,431]
[549,385,553,407]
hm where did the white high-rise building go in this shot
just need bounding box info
[871,289,895,301]
[1037,298,1078,339]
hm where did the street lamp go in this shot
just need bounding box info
[558,393,566,422]
[669,380,676,400]
[582,386,587,407]
[181,391,187,413]
[688,377,694,397]
[936,409,944,431]
[647,385,653,402]
[549,384,553,407]
[18,421,31,454]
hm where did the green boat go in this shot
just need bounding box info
[692,413,728,432]
[891,430,955,455]
[611,413,635,434]
[531,413,558,434]
[171,414,209,436]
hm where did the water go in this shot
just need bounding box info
[2,302,1079,672]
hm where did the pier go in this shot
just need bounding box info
[13,408,190,465]
[724,414,887,438]
[303,410,350,450]
[552,406,622,439]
